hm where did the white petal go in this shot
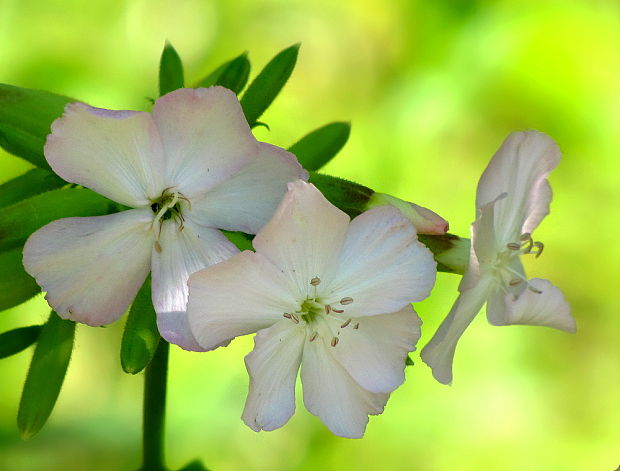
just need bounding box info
[242,321,305,432]
[151,87,258,197]
[151,219,239,351]
[421,276,494,384]
[325,206,436,317]
[476,131,561,244]
[23,210,153,325]
[253,180,350,299]
[301,335,389,439]
[498,278,575,332]
[327,304,421,393]
[45,103,165,207]
[187,251,299,350]
[190,143,307,234]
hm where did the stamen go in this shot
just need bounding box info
[325,305,331,315]
[533,241,544,258]
[331,337,339,347]
[509,279,522,286]
[331,308,344,314]
[154,241,162,253]
[353,323,360,330]
[310,277,321,286]
[340,297,353,305]
[309,332,318,342]
[340,318,352,328]
[528,285,543,294]
[520,233,533,253]
[283,313,299,324]
[506,243,521,250]
[283,313,293,320]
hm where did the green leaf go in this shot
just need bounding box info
[195,62,229,88]
[405,355,414,367]
[18,312,75,439]
[289,122,351,171]
[308,172,374,219]
[121,278,160,375]
[0,325,42,359]
[0,187,114,252]
[214,52,251,94]
[240,43,300,126]
[222,230,253,251]
[159,41,185,97]
[0,169,66,209]
[0,84,76,168]
[0,247,40,310]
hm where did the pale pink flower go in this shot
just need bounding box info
[187,181,436,438]
[23,87,306,350]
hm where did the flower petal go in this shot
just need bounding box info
[23,210,153,325]
[476,131,561,244]
[325,206,436,317]
[327,304,421,393]
[151,219,239,351]
[45,103,165,207]
[493,278,575,332]
[253,180,350,299]
[151,87,258,197]
[191,142,307,234]
[301,335,389,439]
[242,320,305,432]
[187,251,299,350]
[421,275,494,384]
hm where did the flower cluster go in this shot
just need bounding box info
[23,88,574,438]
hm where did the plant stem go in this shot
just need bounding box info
[141,338,169,471]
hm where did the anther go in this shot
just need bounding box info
[309,332,318,342]
[520,233,532,241]
[528,285,543,294]
[290,314,299,324]
[353,323,360,330]
[325,305,331,315]
[340,318,352,328]
[533,241,544,258]
[332,308,344,314]
[506,243,521,250]
[283,313,293,320]
[331,337,339,347]
[340,297,353,305]
[310,277,321,286]
[509,279,522,286]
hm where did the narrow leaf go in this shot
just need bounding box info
[288,122,351,171]
[308,172,374,219]
[121,278,160,374]
[18,312,75,439]
[240,43,300,126]
[0,84,76,168]
[195,61,229,88]
[214,52,251,94]
[0,187,114,252]
[222,230,253,252]
[159,42,185,96]
[0,247,40,310]
[0,169,66,209]
[0,326,42,359]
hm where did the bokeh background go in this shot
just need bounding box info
[0,0,618,470]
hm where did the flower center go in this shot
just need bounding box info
[281,277,358,347]
[496,232,545,296]
[150,187,191,252]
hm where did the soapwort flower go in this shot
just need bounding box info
[421,131,576,384]
[187,181,436,438]
[23,87,306,350]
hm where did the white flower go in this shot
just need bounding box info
[421,131,576,384]
[23,87,306,350]
[187,180,437,438]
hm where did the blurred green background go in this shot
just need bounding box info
[1,0,618,470]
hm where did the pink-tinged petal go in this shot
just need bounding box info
[45,103,165,207]
[421,275,494,384]
[151,87,258,197]
[187,251,299,351]
[301,335,389,439]
[471,195,504,266]
[253,180,350,299]
[151,219,239,351]
[327,304,421,393]
[485,258,526,325]
[325,206,436,317]
[476,131,561,244]
[191,142,307,234]
[242,320,305,432]
[368,193,449,235]
[495,278,575,333]
[23,210,153,325]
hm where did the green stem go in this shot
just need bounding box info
[141,338,169,471]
